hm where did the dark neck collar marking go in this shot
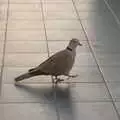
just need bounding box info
[67,47,72,51]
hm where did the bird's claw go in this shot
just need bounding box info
[68,74,78,78]
[55,78,64,84]
[14,81,21,86]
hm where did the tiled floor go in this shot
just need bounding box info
[0,0,120,120]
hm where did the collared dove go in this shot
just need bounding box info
[15,38,82,84]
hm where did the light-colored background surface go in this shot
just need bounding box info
[0,0,120,119]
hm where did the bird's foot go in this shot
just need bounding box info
[52,79,55,84]
[68,74,78,78]
[14,81,21,86]
[55,78,64,84]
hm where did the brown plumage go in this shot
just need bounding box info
[15,38,82,83]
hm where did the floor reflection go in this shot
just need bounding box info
[15,83,74,120]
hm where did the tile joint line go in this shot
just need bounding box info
[0,0,10,95]
[72,0,120,120]
[39,1,60,120]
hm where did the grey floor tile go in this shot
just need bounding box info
[74,0,98,4]
[4,53,48,67]
[75,1,107,12]
[55,84,71,100]
[0,30,5,41]
[0,66,1,75]
[2,67,52,84]
[44,11,78,20]
[0,103,57,120]
[80,6,120,42]
[48,41,90,53]
[75,53,96,66]
[0,42,4,53]
[106,0,120,10]
[0,7,7,20]
[69,83,110,102]
[9,11,43,20]
[107,83,120,101]
[45,20,82,30]
[54,84,74,120]
[5,41,47,53]
[0,1,119,120]
[82,19,120,41]
[55,83,110,102]
[48,41,69,53]
[95,53,120,66]
[0,21,6,30]
[89,40,120,54]
[101,66,120,82]
[75,3,99,12]
[43,3,75,12]
[9,4,41,12]
[78,11,113,20]
[57,102,119,120]
[9,0,40,3]
[0,3,8,11]
[115,102,120,116]
[7,20,44,30]
[46,30,86,41]
[76,41,90,54]
[78,11,97,20]
[0,53,3,66]
[106,0,120,21]
[43,0,72,4]
[77,0,117,20]
[1,83,54,103]
[111,10,120,22]
[81,18,116,30]
[7,30,45,41]
[69,66,103,83]
[0,0,8,3]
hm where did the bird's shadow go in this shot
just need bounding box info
[54,84,74,120]
[15,83,74,120]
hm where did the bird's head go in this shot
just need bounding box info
[67,38,82,50]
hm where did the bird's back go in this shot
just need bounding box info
[29,49,75,76]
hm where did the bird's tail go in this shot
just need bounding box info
[15,72,32,82]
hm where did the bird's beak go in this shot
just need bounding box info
[79,43,82,46]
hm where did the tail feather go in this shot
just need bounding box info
[15,72,32,82]
[28,68,35,72]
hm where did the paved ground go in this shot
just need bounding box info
[0,0,120,120]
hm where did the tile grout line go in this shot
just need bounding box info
[3,82,105,84]
[40,1,49,57]
[102,0,120,118]
[0,17,79,20]
[40,1,60,120]
[0,100,114,104]
[0,101,114,104]
[72,0,120,120]
[0,0,10,95]
[103,0,120,27]
[0,40,87,41]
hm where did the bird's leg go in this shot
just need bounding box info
[66,74,78,79]
[55,76,64,84]
[52,76,57,84]
[55,79,64,84]
[52,78,54,84]
[52,76,58,84]
[69,74,78,78]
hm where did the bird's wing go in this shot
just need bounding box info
[28,51,62,73]
[28,50,74,75]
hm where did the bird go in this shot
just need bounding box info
[14,38,82,84]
